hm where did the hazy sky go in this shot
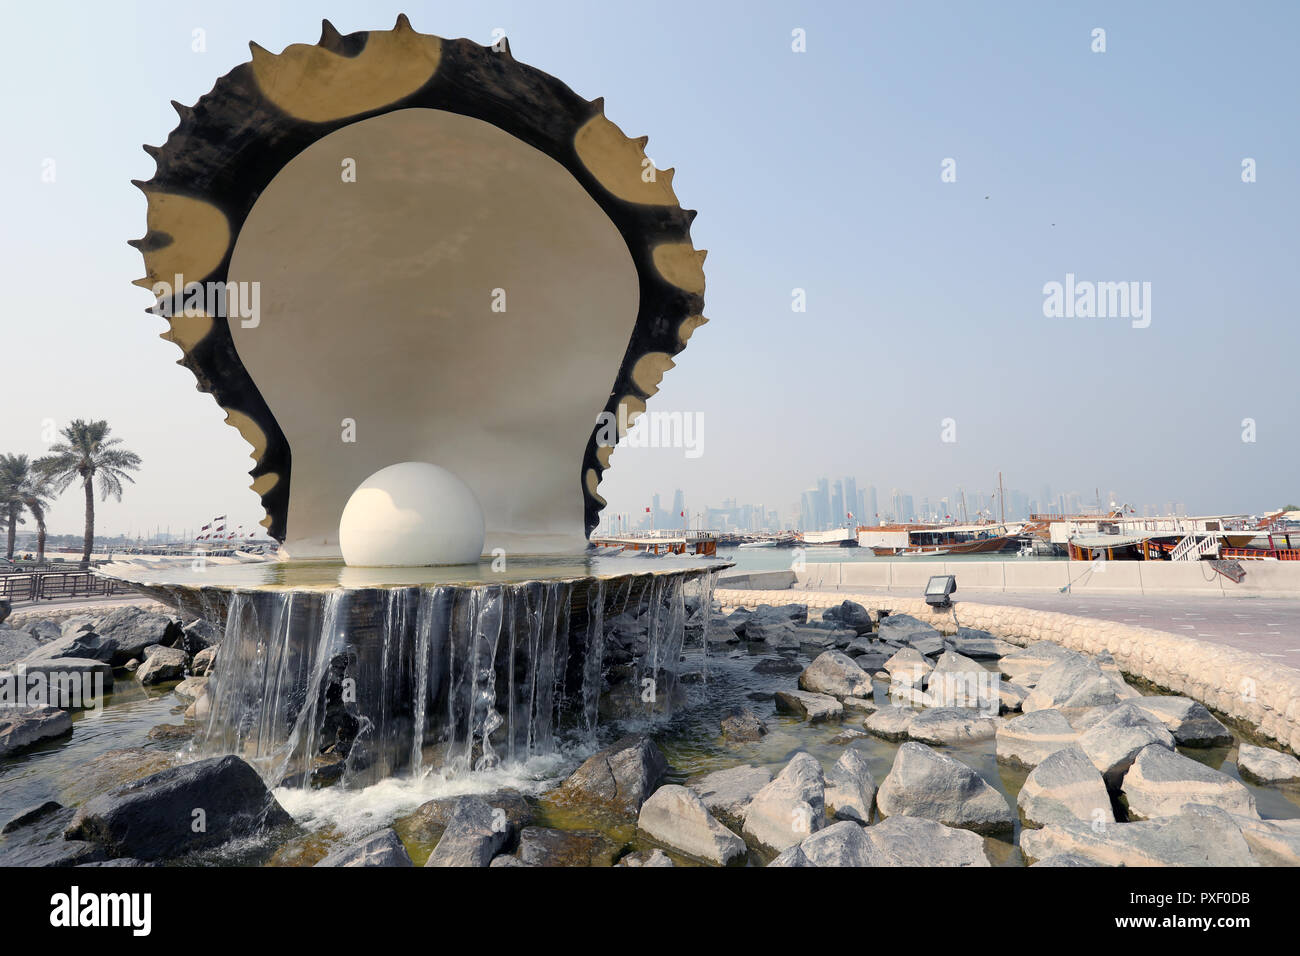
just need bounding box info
[1,0,1296,538]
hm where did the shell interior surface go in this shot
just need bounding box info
[132,15,707,558]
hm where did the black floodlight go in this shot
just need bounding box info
[924,574,956,609]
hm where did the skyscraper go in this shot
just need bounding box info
[830,480,844,529]
[844,477,858,524]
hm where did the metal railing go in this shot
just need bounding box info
[0,570,137,604]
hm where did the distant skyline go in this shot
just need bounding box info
[2,1,1296,539]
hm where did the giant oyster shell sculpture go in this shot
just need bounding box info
[132,15,706,559]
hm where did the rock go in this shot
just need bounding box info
[0,706,73,758]
[0,804,106,867]
[146,723,195,743]
[1236,742,1300,785]
[0,599,8,624]
[795,819,875,866]
[192,645,219,676]
[3,656,114,698]
[1018,746,1114,828]
[882,646,931,688]
[876,742,1013,835]
[864,815,991,867]
[751,657,802,676]
[123,659,140,672]
[556,735,667,815]
[689,765,772,820]
[514,827,621,867]
[65,755,294,861]
[950,628,1018,661]
[315,828,413,867]
[851,651,892,673]
[1022,654,1121,713]
[1121,745,1258,820]
[18,628,116,665]
[2,799,64,834]
[841,696,877,715]
[749,603,808,626]
[795,626,856,650]
[999,641,1077,686]
[799,650,873,699]
[998,681,1030,713]
[618,848,674,867]
[1076,703,1175,788]
[908,708,998,746]
[720,708,767,742]
[743,618,800,646]
[1130,697,1232,748]
[185,686,211,721]
[637,785,746,865]
[1030,853,1106,867]
[173,675,207,702]
[178,618,222,656]
[0,626,39,667]
[396,789,532,846]
[86,605,184,664]
[1234,816,1300,866]
[767,844,813,867]
[59,748,181,805]
[829,600,874,635]
[1020,805,1257,867]
[488,854,534,867]
[830,728,869,744]
[925,650,996,711]
[425,796,510,867]
[774,690,843,722]
[878,614,942,650]
[1094,651,1140,699]
[135,645,188,684]
[825,749,877,823]
[864,706,916,741]
[742,752,825,851]
[996,710,1078,769]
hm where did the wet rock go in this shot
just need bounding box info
[173,675,207,702]
[618,848,674,866]
[2,799,64,834]
[0,705,72,757]
[638,785,746,865]
[184,686,210,721]
[825,749,877,823]
[59,748,181,805]
[0,804,106,867]
[841,696,877,715]
[135,645,188,685]
[1020,805,1257,867]
[999,642,1076,687]
[908,708,998,746]
[396,789,532,847]
[4,656,114,697]
[556,735,667,816]
[146,723,195,743]
[864,705,916,741]
[752,656,802,677]
[689,765,772,820]
[950,628,1018,661]
[774,690,843,722]
[827,600,874,635]
[514,826,621,866]
[796,626,856,650]
[799,650,873,699]
[743,618,800,646]
[66,755,294,861]
[864,815,991,867]
[830,728,869,744]
[177,618,221,656]
[192,645,219,676]
[876,742,1014,835]
[123,659,140,672]
[1018,746,1114,828]
[425,796,510,867]
[316,828,413,867]
[1236,743,1300,785]
[1076,702,1174,789]
[489,854,535,867]
[795,819,874,866]
[720,708,767,742]
[1022,654,1121,713]
[742,752,825,851]
[996,709,1078,769]
[1121,745,1257,820]
[1130,697,1232,748]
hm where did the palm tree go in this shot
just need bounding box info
[0,454,30,561]
[21,472,53,565]
[35,420,142,569]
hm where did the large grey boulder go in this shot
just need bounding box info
[743,618,800,646]
[1018,746,1114,828]
[315,828,413,867]
[1030,853,1107,867]
[999,642,1076,687]
[882,646,932,689]
[925,650,996,711]
[638,785,746,865]
[192,645,219,677]
[826,600,874,635]
[864,815,991,867]
[0,626,39,667]
[20,627,117,665]
[1121,745,1258,820]
[556,735,667,815]
[950,628,1018,661]
[774,689,843,722]
[1129,697,1232,747]
[0,706,73,758]
[878,614,943,655]
[689,765,772,820]
[135,645,189,685]
[742,752,825,851]
[864,705,917,742]
[1022,654,1121,713]
[65,755,294,861]
[799,650,873,699]
[908,707,998,746]
[794,819,875,866]
[395,789,531,846]
[1020,804,1258,867]
[5,656,114,698]
[876,742,1014,835]
[0,804,106,866]
[996,709,1078,768]
[1236,743,1300,785]
[88,605,184,664]
[766,844,813,867]
[825,749,877,823]
[178,618,222,656]
[1076,703,1174,788]
[425,796,510,867]
[1234,816,1300,866]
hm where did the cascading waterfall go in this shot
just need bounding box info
[197,571,707,790]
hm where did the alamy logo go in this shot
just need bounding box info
[1042,273,1151,328]
[49,887,151,936]
[150,273,261,328]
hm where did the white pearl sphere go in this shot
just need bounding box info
[339,462,485,567]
